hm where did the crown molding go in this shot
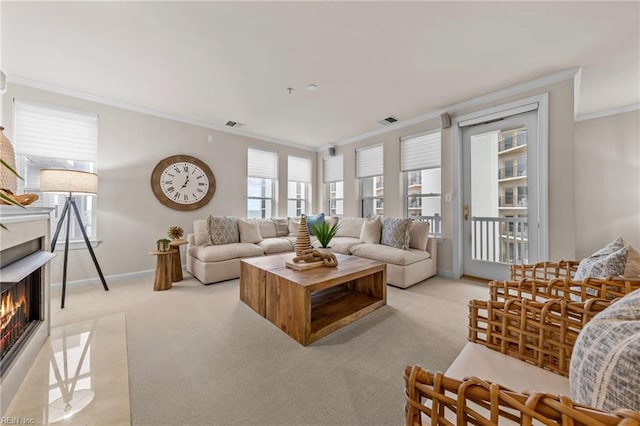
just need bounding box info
[7,75,316,152]
[575,103,640,122]
[325,67,581,150]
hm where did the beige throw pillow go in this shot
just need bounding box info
[360,217,382,244]
[335,217,365,238]
[409,221,430,251]
[194,219,209,246]
[288,217,300,236]
[238,219,263,244]
[623,241,640,278]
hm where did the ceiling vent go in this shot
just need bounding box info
[377,116,399,126]
[225,120,242,128]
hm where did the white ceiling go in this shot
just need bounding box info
[2,1,639,149]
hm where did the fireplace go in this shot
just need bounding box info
[1,238,44,376]
[0,206,54,415]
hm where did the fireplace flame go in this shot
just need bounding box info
[1,292,27,333]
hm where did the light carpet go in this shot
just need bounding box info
[51,275,487,426]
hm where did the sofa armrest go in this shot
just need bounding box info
[426,237,436,260]
[404,366,638,426]
[489,277,640,303]
[187,233,195,247]
[510,260,579,280]
[468,298,611,376]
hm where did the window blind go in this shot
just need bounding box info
[401,132,441,172]
[323,155,343,183]
[356,145,383,178]
[14,100,98,161]
[248,148,277,179]
[288,156,310,183]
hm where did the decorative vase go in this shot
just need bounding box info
[316,247,333,255]
[156,239,171,252]
[295,215,312,256]
[0,126,18,194]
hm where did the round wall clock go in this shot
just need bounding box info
[150,155,216,211]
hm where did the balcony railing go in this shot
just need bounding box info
[499,196,528,208]
[498,166,527,180]
[411,214,441,235]
[498,131,527,152]
[471,216,528,264]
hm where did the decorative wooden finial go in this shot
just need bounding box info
[295,215,312,256]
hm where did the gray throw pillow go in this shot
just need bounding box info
[381,217,412,250]
[574,237,629,281]
[207,215,239,245]
[570,288,640,411]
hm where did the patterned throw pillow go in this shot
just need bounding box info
[206,215,239,245]
[574,237,629,281]
[271,218,289,237]
[570,288,640,411]
[381,217,412,250]
[306,213,325,235]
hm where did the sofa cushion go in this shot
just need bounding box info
[381,217,412,250]
[447,342,569,395]
[257,238,293,254]
[325,216,338,227]
[189,243,264,262]
[360,217,382,244]
[271,218,289,237]
[350,243,429,266]
[207,216,239,245]
[310,236,360,255]
[409,220,430,251]
[306,213,325,235]
[623,242,640,278]
[335,217,365,238]
[574,237,629,281]
[238,219,263,244]
[251,218,277,239]
[570,289,640,411]
[288,217,300,236]
[194,219,209,246]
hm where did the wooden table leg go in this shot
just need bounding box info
[152,252,174,291]
[171,248,183,282]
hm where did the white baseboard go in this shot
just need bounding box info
[50,267,185,288]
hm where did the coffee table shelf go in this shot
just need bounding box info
[310,287,383,338]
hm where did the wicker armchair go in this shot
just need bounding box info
[404,296,640,425]
[488,260,640,303]
[404,367,640,425]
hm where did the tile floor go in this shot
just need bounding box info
[4,312,130,425]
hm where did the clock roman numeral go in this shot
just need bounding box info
[198,182,205,186]
[183,165,189,173]
[197,188,203,193]
[166,186,175,193]
[174,192,181,199]
[174,167,180,174]
[164,180,173,185]
[183,194,189,201]
[167,173,175,178]
[196,175,204,179]
[192,193,197,199]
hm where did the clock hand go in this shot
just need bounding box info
[181,176,189,188]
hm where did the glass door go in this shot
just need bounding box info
[461,110,538,280]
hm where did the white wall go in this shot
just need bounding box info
[319,79,577,275]
[574,110,640,257]
[2,83,316,284]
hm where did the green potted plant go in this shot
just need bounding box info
[156,238,171,252]
[311,221,340,253]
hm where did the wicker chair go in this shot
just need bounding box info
[489,260,640,303]
[404,296,640,425]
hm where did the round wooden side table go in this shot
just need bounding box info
[169,239,188,282]
[149,250,176,291]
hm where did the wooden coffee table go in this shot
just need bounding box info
[240,253,386,346]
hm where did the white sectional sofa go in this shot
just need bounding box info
[186,215,437,288]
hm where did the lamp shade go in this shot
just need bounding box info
[40,169,98,194]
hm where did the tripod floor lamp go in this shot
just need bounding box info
[40,169,109,308]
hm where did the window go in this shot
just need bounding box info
[247,148,277,218]
[323,155,343,216]
[287,156,310,217]
[356,145,383,217]
[14,100,98,242]
[401,131,441,235]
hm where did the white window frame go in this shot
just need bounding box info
[323,155,344,216]
[356,145,384,218]
[13,99,99,249]
[326,181,344,216]
[287,156,311,217]
[401,130,442,235]
[247,148,277,218]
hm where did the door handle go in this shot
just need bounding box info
[464,205,469,221]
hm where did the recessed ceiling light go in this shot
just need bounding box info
[306,84,319,92]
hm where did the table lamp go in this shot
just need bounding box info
[40,169,109,308]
